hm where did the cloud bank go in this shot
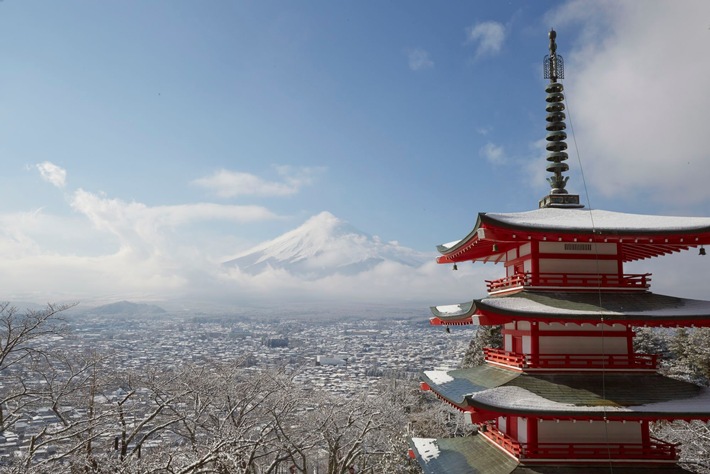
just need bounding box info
[0,162,493,308]
[547,0,710,209]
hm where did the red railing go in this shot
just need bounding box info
[486,272,651,293]
[522,437,678,461]
[482,424,678,462]
[481,423,521,456]
[484,348,659,371]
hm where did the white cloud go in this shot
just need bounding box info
[69,189,278,256]
[480,142,506,165]
[546,0,710,208]
[0,192,502,306]
[192,166,323,198]
[0,165,502,306]
[36,161,67,188]
[466,21,506,58]
[0,186,282,304]
[407,49,434,71]
[218,259,499,305]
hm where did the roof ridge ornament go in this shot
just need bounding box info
[539,29,584,209]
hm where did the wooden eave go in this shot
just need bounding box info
[437,211,710,264]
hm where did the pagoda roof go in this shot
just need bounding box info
[410,436,517,474]
[422,365,710,420]
[438,208,710,263]
[409,436,694,474]
[430,301,477,325]
[431,291,710,327]
[410,434,691,474]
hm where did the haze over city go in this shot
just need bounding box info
[1,0,708,308]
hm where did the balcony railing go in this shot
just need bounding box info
[523,437,678,461]
[482,423,678,462]
[481,423,522,456]
[486,272,651,293]
[484,348,659,371]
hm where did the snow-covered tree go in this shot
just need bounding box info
[460,324,502,368]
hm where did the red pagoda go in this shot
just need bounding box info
[410,30,710,473]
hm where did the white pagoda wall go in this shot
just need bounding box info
[506,243,532,277]
[503,334,534,353]
[518,417,528,443]
[538,322,627,355]
[538,420,641,444]
[496,416,528,443]
[537,242,618,275]
[503,322,629,355]
[538,258,617,275]
[538,336,627,354]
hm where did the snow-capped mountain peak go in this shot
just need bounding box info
[224,211,428,279]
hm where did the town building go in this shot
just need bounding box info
[410,30,710,473]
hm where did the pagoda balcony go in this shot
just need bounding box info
[483,348,659,371]
[522,438,679,462]
[482,424,679,463]
[486,272,651,294]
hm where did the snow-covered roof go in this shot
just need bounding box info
[409,436,518,474]
[484,208,710,233]
[476,291,710,326]
[437,208,710,262]
[429,301,477,326]
[410,438,440,463]
[421,366,710,419]
[409,435,687,474]
[429,291,710,327]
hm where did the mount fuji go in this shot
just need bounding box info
[223,212,430,279]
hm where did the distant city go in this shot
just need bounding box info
[0,303,472,462]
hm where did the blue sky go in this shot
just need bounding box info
[1,1,708,307]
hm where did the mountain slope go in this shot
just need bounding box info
[224,212,429,279]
